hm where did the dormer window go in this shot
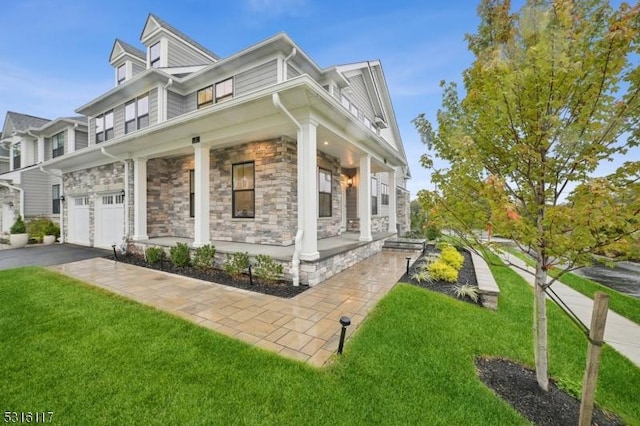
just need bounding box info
[150,42,161,68]
[117,64,126,85]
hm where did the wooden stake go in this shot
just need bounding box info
[579,292,609,426]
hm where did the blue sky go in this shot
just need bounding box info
[0,0,636,198]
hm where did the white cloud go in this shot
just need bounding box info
[243,0,309,17]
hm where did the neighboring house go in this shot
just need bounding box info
[42,13,412,285]
[0,112,88,235]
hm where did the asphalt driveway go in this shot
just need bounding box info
[0,244,110,270]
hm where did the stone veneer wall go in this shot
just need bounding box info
[396,187,410,235]
[63,161,128,245]
[371,216,389,233]
[147,156,194,239]
[317,150,342,239]
[210,138,297,245]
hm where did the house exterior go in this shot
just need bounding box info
[0,112,88,235]
[36,14,411,285]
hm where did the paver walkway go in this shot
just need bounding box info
[500,252,640,368]
[50,251,409,367]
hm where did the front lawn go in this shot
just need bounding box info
[1,265,638,424]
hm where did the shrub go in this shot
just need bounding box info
[411,269,432,284]
[454,284,480,303]
[145,246,165,264]
[10,215,26,234]
[425,225,441,241]
[193,244,216,270]
[440,245,464,271]
[224,252,250,277]
[253,254,283,283]
[27,218,58,242]
[169,242,191,267]
[427,260,459,283]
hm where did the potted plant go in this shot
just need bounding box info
[43,221,60,245]
[9,215,29,248]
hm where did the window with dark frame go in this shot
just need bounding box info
[197,86,213,109]
[12,143,20,170]
[117,64,126,84]
[232,162,255,218]
[95,111,114,143]
[189,169,195,218]
[125,95,149,134]
[52,184,60,214]
[215,78,233,103]
[150,42,161,68]
[318,168,332,217]
[381,183,389,205]
[125,100,136,134]
[52,132,64,158]
[371,177,378,215]
[137,95,149,129]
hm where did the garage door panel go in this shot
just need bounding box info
[70,196,90,245]
[96,193,125,248]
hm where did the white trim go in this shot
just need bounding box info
[133,157,148,240]
[193,143,210,247]
[358,155,372,241]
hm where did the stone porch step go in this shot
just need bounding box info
[382,238,426,252]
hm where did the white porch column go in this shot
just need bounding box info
[358,155,372,241]
[133,157,148,241]
[298,119,319,260]
[193,143,211,247]
[388,168,397,234]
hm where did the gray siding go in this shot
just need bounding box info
[22,169,60,217]
[132,61,145,76]
[287,64,301,79]
[114,105,125,138]
[0,161,8,174]
[75,130,88,151]
[44,137,51,161]
[167,90,184,119]
[89,118,95,145]
[149,88,158,125]
[184,92,197,114]
[167,38,212,67]
[235,59,278,96]
[348,74,375,121]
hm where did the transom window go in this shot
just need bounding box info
[74,197,89,206]
[197,86,213,109]
[371,177,378,215]
[150,42,161,68]
[381,183,389,205]
[52,132,64,158]
[189,170,195,218]
[125,94,149,134]
[215,78,233,103]
[232,162,255,218]
[52,184,60,214]
[95,111,114,143]
[318,168,332,217]
[117,64,126,85]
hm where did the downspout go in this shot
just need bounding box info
[40,166,64,243]
[161,78,173,122]
[273,92,303,286]
[283,48,297,82]
[100,148,129,244]
[0,181,24,220]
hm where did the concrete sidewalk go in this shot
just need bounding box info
[500,252,640,368]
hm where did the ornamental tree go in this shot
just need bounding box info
[414,0,640,391]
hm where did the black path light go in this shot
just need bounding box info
[337,316,351,355]
[406,257,411,276]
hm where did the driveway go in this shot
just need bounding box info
[0,243,110,270]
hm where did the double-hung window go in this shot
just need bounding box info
[371,177,378,215]
[125,95,149,134]
[150,42,161,68]
[197,86,213,109]
[318,168,332,217]
[95,111,114,143]
[52,184,61,214]
[232,162,255,218]
[12,143,20,170]
[215,78,233,103]
[381,183,389,205]
[52,132,64,158]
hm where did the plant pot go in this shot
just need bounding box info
[10,233,29,248]
[43,235,56,245]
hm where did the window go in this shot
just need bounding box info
[371,177,378,215]
[341,95,350,109]
[52,184,60,214]
[12,143,20,170]
[349,103,359,117]
[215,78,233,103]
[95,111,114,143]
[125,95,149,134]
[189,169,195,218]
[381,183,389,205]
[197,86,213,109]
[232,162,255,218]
[150,42,161,68]
[117,64,126,85]
[52,132,64,158]
[318,168,332,217]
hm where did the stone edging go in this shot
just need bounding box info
[471,251,500,310]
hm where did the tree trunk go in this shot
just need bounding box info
[534,258,549,391]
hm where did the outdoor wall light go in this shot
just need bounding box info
[121,189,125,197]
[347,176,353,188]
[60,195,65,202]
[8,202,14,208]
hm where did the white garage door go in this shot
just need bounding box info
[96,193,125,249]
[1,203,16,235]
[69,196,90,245]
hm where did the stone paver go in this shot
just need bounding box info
[50,251,409,366]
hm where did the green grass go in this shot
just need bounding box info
[1,265,639,425]
[503,246,640,325]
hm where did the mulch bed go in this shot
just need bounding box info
[106,254,309,298]
[399,244,481,305]
[476,357,623,426]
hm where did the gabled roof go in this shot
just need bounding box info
[110,39,146,64]
[141,13,219,61]
[2,111,51,136]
